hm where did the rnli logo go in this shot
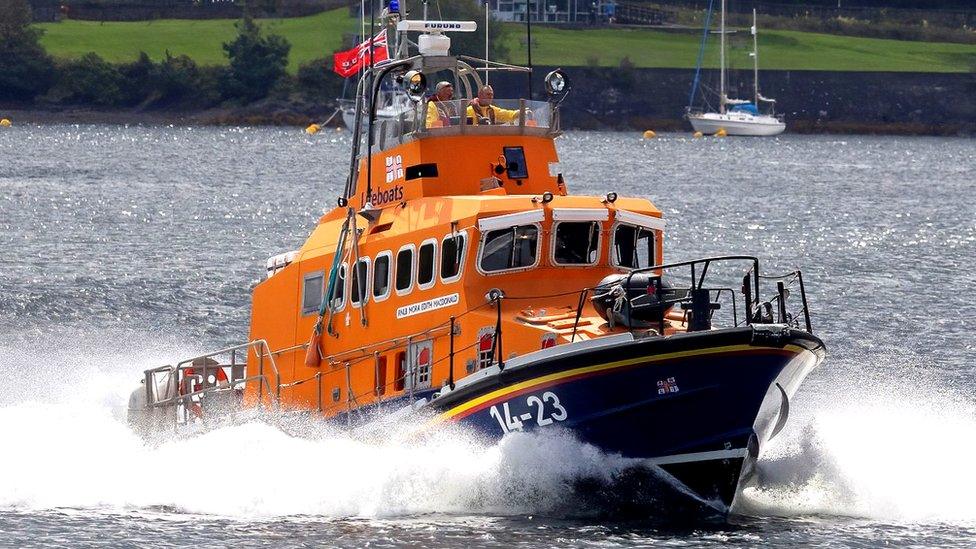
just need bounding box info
[657,377,679,395]
[385,154,403,183]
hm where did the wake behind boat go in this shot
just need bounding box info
[127,4,823,516]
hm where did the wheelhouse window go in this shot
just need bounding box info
[440,233,466,282]
[613,224,655,269]
[373,252,391,300]
[330,264,347,311]
[418,240,436,288]
[479,224,539,273]
[554,222,600,265]
[351,258,369,307]
[395,246,414,294]
[301,272,324,315]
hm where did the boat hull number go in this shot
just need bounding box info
[488,391,568,434]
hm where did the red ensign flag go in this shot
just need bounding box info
[332,30,389,78]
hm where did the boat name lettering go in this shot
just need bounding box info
[489,391,568,434]
[396,293,459,318]
[362,185,404,207]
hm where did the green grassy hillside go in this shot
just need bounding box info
[502,26,976,72]
[36,10,356,71]
[34,8,976,73]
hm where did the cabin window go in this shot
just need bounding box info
[440,232,466,282]
[301,271,324,316]
[395,245,414,295]
[351,258,370,307]
[375,355,388,396]
[418,240,436,289]
[613,224,655,269]
[416,360,431,387]
[330,264,347,311]
[479,224,540,273]
[373,252,392,301]
[554,222,600,265]
[477,328,495,370]
[394,351,407,391]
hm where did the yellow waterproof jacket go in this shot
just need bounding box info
[465,103,519,125]
[425,99,459,128]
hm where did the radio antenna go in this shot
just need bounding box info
[525,1,533,98]
[364,0,377,210]
[485,0,490,85]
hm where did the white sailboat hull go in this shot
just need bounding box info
[688,112,786,136]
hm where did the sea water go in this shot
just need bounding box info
[1,126,974,546]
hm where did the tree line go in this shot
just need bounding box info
[0,0,343,109]
[1,0,508,111]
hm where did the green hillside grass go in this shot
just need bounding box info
[35,8,976,73]
[36,9,357,71]
[502,26,976,72]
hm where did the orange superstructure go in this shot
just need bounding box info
[247,128,667,415]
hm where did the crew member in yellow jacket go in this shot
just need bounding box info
[425,81,458,128]
[465,85,520,125]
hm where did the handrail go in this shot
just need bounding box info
[152,375,272,409]
[175,339,281,403]
[141,254,813,426]
[608,255,813,335]
[620,255,759,334]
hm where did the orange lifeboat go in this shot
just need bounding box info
[128,16,825,513]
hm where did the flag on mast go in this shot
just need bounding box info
[332,30,389,78]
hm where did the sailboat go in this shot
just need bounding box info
[687,5,785,136]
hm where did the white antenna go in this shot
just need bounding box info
[485,1,490,85]
[485,0,491,86]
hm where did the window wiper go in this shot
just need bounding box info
[509,227,518,268]
[586,222,597,262]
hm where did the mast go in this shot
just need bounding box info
[485,0,490,85]
[526,0,533,98]
[687,0,714,110]
[752,8,759,107]
[719,0,726,114]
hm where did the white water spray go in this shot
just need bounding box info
[0,331,635,518]
[740,364,976,524]
[3,333,976,523]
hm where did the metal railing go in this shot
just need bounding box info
[138,257,813,427]
[617,255,813,335]
[141,339,281,425]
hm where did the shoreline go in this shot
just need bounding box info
[1,107,972,137]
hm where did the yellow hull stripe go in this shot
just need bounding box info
[430,343,807,425]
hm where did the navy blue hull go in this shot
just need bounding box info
[428,326,824,509]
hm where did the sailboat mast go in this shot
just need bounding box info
[752,8,759,107]
[719,0,726,114]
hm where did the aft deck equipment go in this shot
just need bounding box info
[687,3,785,136]
[128,9,823,515]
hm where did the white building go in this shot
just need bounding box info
[490,0,618,24]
